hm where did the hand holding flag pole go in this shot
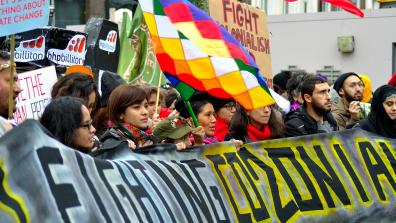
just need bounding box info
[184,100,199,128]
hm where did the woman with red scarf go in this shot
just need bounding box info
[211,99,237,142]
[225,104,285,143]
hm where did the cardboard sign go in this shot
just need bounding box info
[0,0,50,37]
[209,0,273,87]
[13,66,57,123]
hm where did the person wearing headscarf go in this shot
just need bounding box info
[358,74,373,103]
[355,85,396,138]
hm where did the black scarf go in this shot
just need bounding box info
[361,85,396,138]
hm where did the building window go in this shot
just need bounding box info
[55,0,86,28]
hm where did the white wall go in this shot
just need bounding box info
[267,8,396,89]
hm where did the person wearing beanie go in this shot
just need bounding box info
[211,98,237,141]
[354,85,396,138]
[331,72,364,129]
[389,73,396,86]
[273,71,291,98]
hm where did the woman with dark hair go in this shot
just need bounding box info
[286,72,307,114]
[355,85,396,138]
[98,84,157,152]
[40,96,97,152]
[175,92,217,144]
[225,104,285,143]
[51,72,98,114]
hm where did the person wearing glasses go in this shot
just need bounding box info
[40,96,97,152]
[331,72,364,130]
[286,75,338,137]
[225,104,285,143]
[211,98,237,142]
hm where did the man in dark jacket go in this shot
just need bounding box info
[285,75,338,137]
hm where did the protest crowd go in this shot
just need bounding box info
[2,0,396,221]
[1,48,396,155]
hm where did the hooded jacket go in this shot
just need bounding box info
[285,106,338,137]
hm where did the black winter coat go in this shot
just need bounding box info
[285,107,338,137]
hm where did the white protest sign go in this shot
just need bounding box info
[13,66,57,123]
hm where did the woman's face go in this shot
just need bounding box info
[217,101,237,123]
[247,106,271,127]
[383,96,396,120]
[121,99,149,129]
[197,103,216,136]
[72,105,96,151]
[87,91,96,113]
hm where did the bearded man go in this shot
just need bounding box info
[285,75,338,137]
[331,72,364,129]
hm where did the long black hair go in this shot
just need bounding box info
[40,96,85,147]
[228,104,285,139]
[175,92,212,119]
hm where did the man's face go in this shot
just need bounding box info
[308,83,332,115]
[0,59,21,118]
[340,76,363,102]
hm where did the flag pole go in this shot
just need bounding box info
[183,100,199,127]
[154,73,162,116]
[8,34,16,119]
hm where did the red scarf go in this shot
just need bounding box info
[247,124,271,142]
[214,116,229,142]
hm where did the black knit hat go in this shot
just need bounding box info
[273,71,291,91]
[99,71,126,107]
[333,72,361,95]
[210,98,235,112]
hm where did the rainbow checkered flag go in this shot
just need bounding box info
[139,0,275,110]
